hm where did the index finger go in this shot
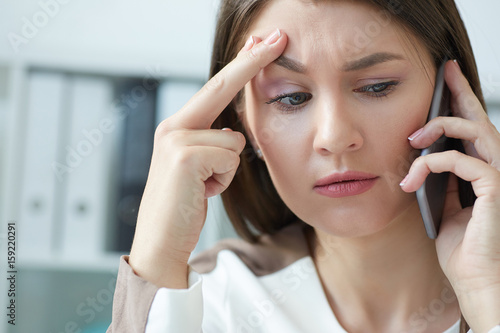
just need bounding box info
[171,29,288,129]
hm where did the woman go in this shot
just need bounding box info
[108,0,500,332]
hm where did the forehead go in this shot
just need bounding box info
[247,0,428,69]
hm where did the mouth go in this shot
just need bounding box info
[313,171,379,198]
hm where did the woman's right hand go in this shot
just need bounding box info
[128,29,287,289]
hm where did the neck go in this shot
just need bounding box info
[311,200,460,332]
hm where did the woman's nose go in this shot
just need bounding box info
[312,99,364,155]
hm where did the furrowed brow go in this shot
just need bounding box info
[341,52,404,71]
[272,52,404,74]
[273,56,307,73]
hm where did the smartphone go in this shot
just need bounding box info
[416,58,453,239]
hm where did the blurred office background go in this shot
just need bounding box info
[0,0,499,332]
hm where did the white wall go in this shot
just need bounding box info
[455,0,500,102]
[0,0,498,92]
[0,0,220,78]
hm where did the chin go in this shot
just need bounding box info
[311,214,392,238]
[299,195,419,239]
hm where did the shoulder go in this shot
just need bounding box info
[189,222,311,277]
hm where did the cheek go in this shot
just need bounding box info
[374,85,433,179]
[259,124,311,212]
[380,87,431,140]
[251,111,309,175]
[243,89,310,195]
[244,83,307,158]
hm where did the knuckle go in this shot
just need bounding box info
[245,48,265,69]
[449,117,465,132]
[443,116,458,129]
[175,148,199,168]
[246,48,258,60]
[235,132,247,150]
[446,149,462,160]
[429,119,445,135]
[204,74,224,93]
[457,89,475,106]
[164,129,188,145]
[477,119,494,135]
[154,119,174,140]
[228,152,241,170]
[412,155,425,168]
[154,125,190,153]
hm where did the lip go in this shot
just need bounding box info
[313,171,379,198]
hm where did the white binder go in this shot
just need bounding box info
[60,75,117,259]
[19,71,66,261]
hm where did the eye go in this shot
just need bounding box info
[356,80,400,98]
[266,92,312,113]
[371,83,391,93]
[279,92,310,105]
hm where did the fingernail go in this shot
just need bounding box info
[453,59,461,72]
[242,36,255,51]
[408,128,423,141]
[399,174,409,187]
[222,127,232,131]
[264,29,281,45]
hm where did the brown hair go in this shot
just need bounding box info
[209,1,485,331]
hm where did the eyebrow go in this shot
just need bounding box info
[273,52,405,73]
[274,56,307,73]
[341,52,405,71]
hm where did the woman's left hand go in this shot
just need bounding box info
[401,60,500,333]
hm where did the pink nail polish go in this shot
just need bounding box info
[263,29,281,45]
[399,174,409,187]
[408,128,423,141]
[453,59,461,72]
[242,36,255,51]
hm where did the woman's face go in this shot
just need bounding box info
[243,0,436,237]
